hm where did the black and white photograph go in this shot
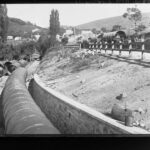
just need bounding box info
[1,3,150,136]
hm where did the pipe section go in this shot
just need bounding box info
[1,67,60,134]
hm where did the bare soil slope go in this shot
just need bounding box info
[37,49,150,131]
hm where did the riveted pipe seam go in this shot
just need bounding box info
[4,99,40,117]
[4,105,43,127]
[3,95,35,112]
[6,111,48,133]
[2,67,60,134]
[3,92,37,108]
[5,102,49,132]
[4,101,36,118]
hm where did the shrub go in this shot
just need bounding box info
[81,40,89,49]
[61,37,68,45]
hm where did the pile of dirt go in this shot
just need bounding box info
[38,49,150,132]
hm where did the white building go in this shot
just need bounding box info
[14,37,22,41]
[32,28,40,33]
[34,34,41,41]
[81,30,96,41]
[63,29,73,37]
[56,34,62,42]
[7,36,13,40]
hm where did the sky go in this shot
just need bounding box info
[7,4,150,28]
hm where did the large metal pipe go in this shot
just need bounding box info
[1,67,60,134]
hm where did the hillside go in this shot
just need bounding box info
[7,17,48,37]
[76,12,150,30]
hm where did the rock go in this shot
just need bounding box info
[135,120,140,126]
[138,107,145,114]
[116,92,127,100]
[133,122,137,126]
[116,94,123,100]
[72,93,78,97]
[19,59,28,67]
[80,79,86,84]
[139,122,145,128]
[111,103,133,122]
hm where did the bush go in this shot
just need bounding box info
[61,37,68,45]
[72,58,90,72]
[0,40,40,61]
[81,40,89,49]
[0,43,13,60]
[145,39,150,51]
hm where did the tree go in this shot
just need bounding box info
[61,37,68,45]
[123,6,142,34]
[112,25,122,32]
[92,28,97,34]
[101,27,107,33]
[136,24,146,32]
[74,28,81,35]
[49,9,60,47]
[37,34,50,56]
[0,4,9,43]
[59,27,66,36]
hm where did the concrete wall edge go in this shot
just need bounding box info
[33,74,149,134]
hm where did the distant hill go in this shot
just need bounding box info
[7,17,48,37]
[76,12,150,31]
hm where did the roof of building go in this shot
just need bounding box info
[103,31,117,38]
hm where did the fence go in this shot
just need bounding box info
[64,44,81,49]
[88,40,150,60]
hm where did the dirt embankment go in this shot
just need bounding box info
[37,48,150,131]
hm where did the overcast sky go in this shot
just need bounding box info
[7,4,150,28]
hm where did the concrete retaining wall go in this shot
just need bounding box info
[1,68,60,134]
[29,74,149,134]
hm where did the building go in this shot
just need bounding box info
[14,37,22,41]
[81,30,96,41]
[63,29,73,37]
[7,36,13,40]
[32,28,40,33]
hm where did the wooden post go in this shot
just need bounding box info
[111,41,114,55]
[129,39,132,58]
[100,42,102,53]
[141,37,145,60]
[105,41,107,54]
[89,44,91,49]
[119,40,122,56]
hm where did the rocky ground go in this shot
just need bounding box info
[37,48,150,132]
